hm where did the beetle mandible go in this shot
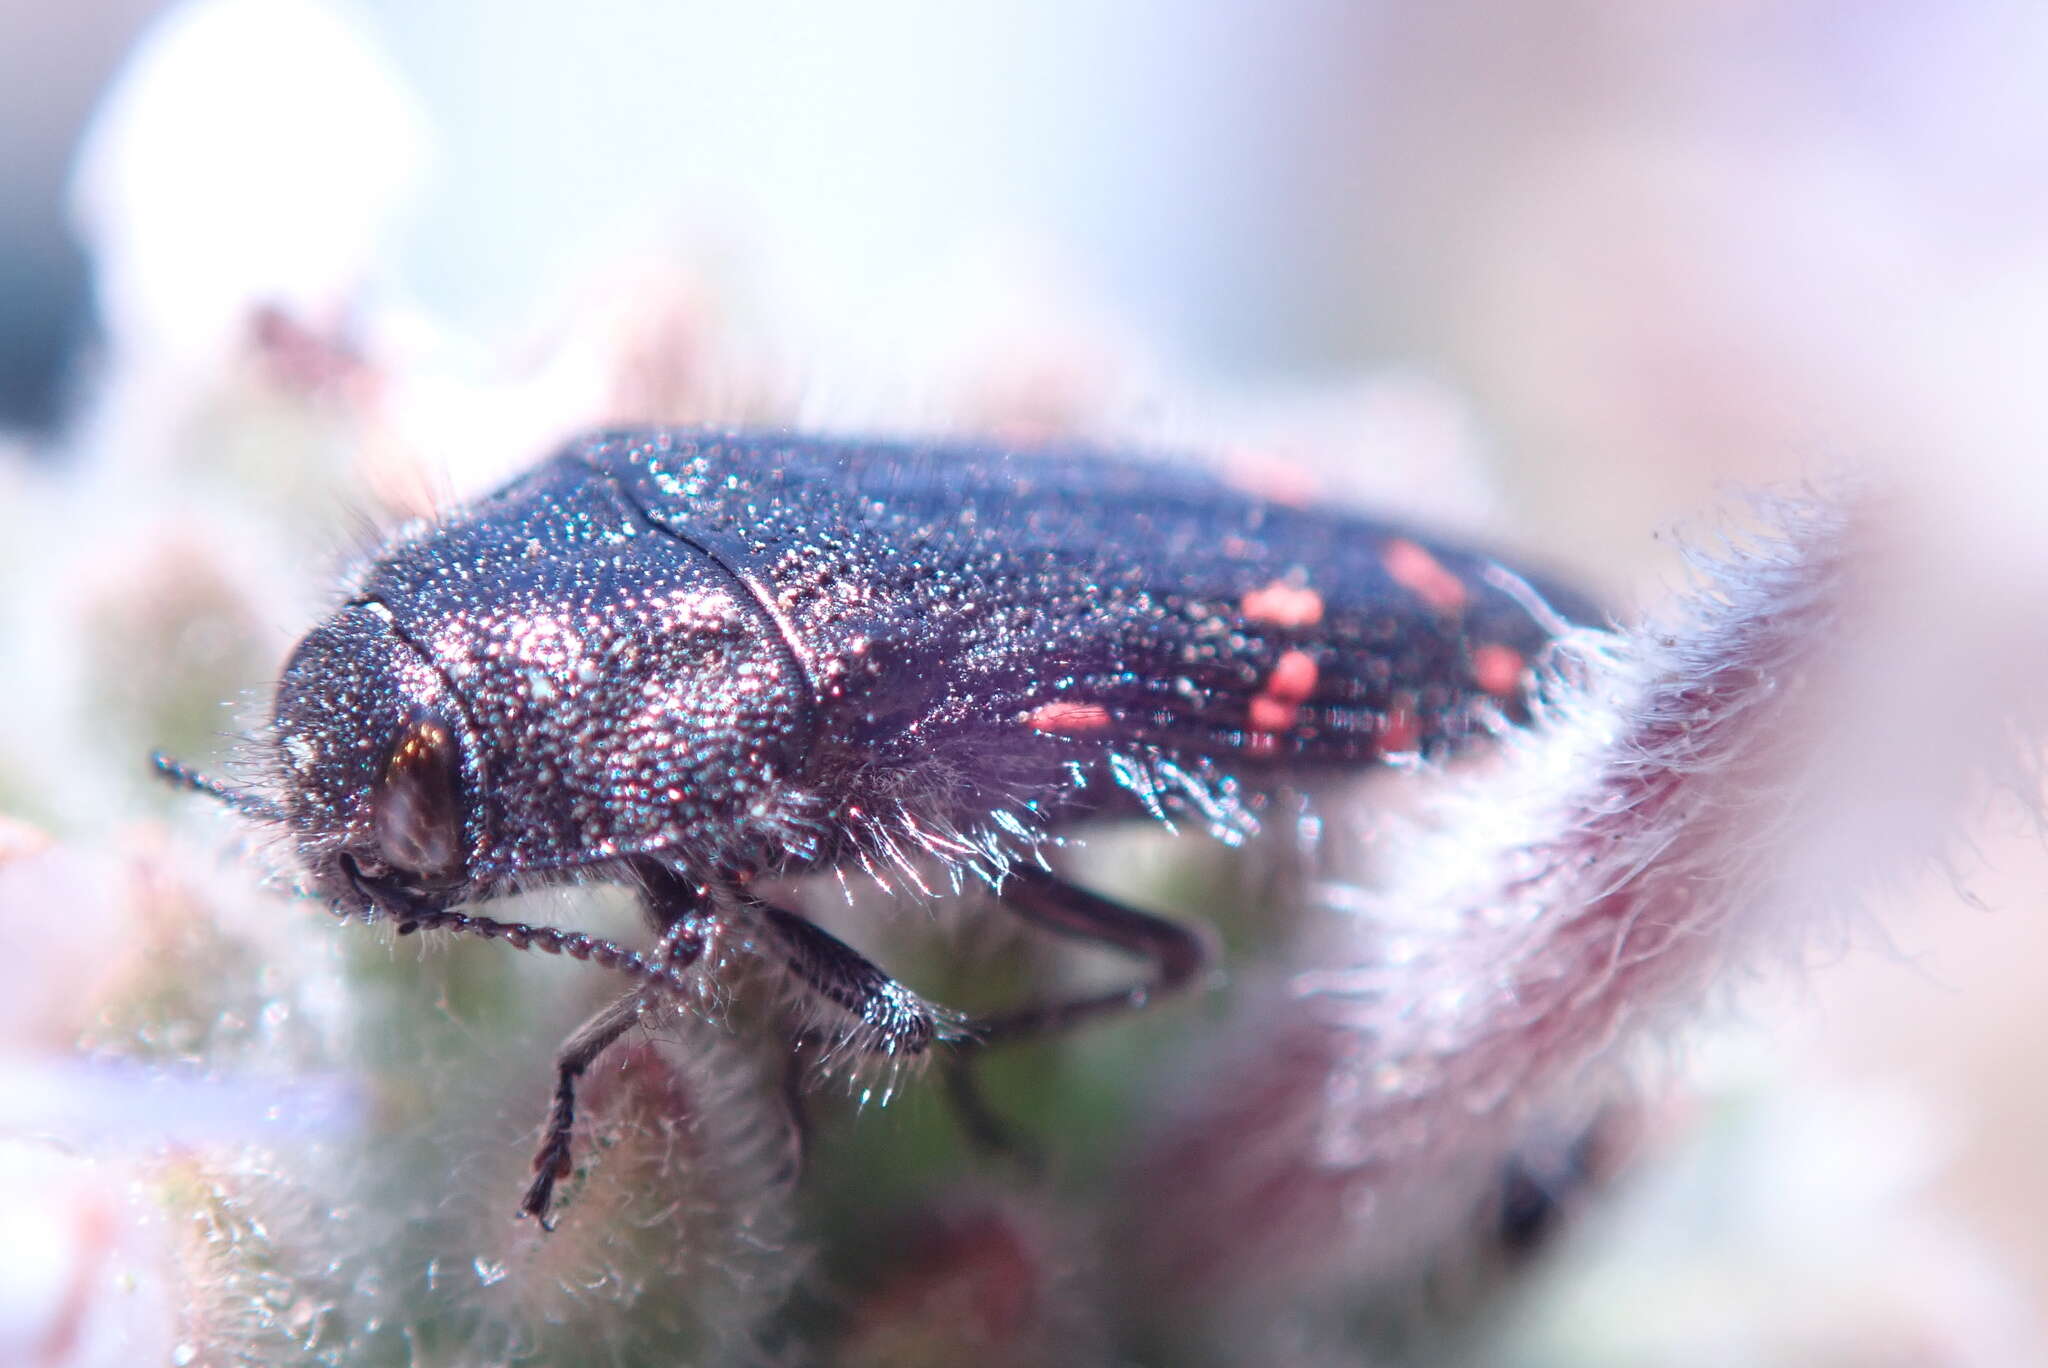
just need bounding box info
[156,427,1593,1225]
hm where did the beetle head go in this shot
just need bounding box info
[269,601,485,911]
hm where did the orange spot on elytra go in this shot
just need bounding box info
[1382,538,1469,614]
[1471,643,1525,697]
[1246,648,1320,738]
[1026,701,1113,735]
[1378,706,1420,754]
[1248,696,1299,732]
[1241,580,1325,628]
[1266,649,1318,702]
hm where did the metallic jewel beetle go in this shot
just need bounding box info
[156,427,1593,1225]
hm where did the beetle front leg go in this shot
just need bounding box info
[519,989,650,1228]
[519,862,710,1227]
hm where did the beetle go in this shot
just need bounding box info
[155,427,1593,1225]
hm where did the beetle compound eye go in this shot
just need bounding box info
[371,713,465,883]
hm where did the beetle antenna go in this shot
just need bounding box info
[151,750,290,823]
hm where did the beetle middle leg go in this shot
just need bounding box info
[741,898,972,1172]
[753,899,956,1071]
[668,876,1211,1168]
[745,900,1029,1160]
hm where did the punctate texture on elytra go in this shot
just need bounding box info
[269,428,1592,903]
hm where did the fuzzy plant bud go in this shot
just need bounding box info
[1117,490,2041,1358]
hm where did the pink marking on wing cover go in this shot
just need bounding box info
[1471,643,1526,697]
[1241,581,1326,629]
[1247,649,1321,736]
[1026,701,1113,735]
[1382,538,1469,614]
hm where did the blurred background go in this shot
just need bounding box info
[6,2,2048,1364]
